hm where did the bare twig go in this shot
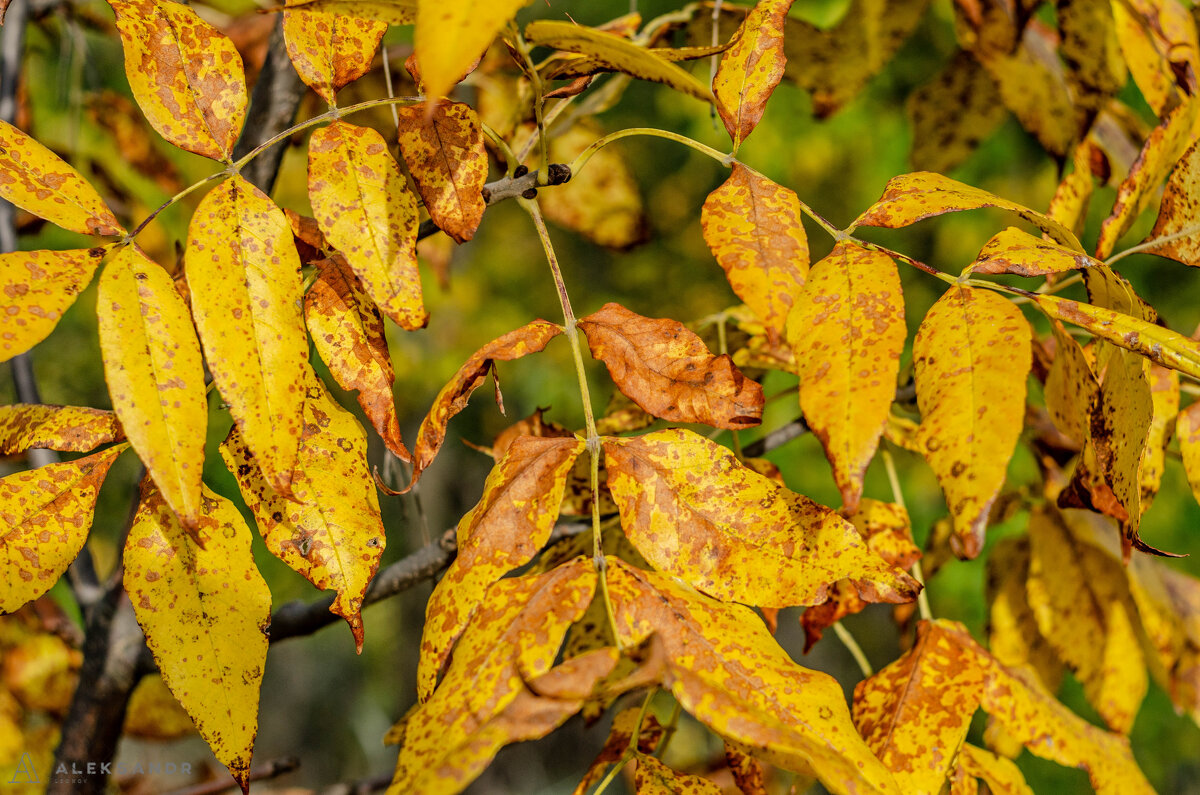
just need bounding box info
[160,757,300,795]
[416,165,571,241]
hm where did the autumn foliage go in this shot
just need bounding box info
[4,0,1200,792]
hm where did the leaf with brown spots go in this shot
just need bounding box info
[389,558,599,793]
[415,435,585,701]
[1058,0,1127,114]
[853,619,1154,794]
[1147,135,1200,266]
[1048,139,1102,238]
[109,0,247,161]
[1025,507,1146,733]
[573,708,664,795]
[634,754,722,794]
[913,285,1031,559]
[0,404,123,455]
[606,558,902,795]
[282,0,416,24]
[1042,317,1097,445]
[308,120,426,330]
[0,445,124,613]
[414,0,529,101]
[524,20,714,103]
[701,164,809,341]
[395,99,488,244]
[1140,363,1178,509]
[968,227,1100,277]
[578,303,763,430]
[712,0,793,150]
[604,429,919,609]
[1177,401,1200,506]
[906,51,1006,174]
[305,254,410,461]
[98,246,207,531]
[0,121,124,236]
[408,319,563,489]
[186,176,307,497]
[1111,0,1199,117]
[124,481,271,794]
[851,171,1082,251]
[956,744,1032,795]
[221,372,386,653]
[788,242,904,512]
[282,8,387,105]
[0,247,109,363]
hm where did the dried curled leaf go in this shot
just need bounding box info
[0,247,108,363]
[788,242,905,512]
[0,121,124,236]
[409,320,563,488]
[578,302,763,430]
[186,175,308,496]
[283,8,387,104]
[416,436,585,701]
[712,0,793,149]
[0,404,122,455]
[109,0,247,160]
[701,164,808,341]
[99,245,207,531]
[604,429,920,608]
[914,285,1031,559]
[0,446,124,613]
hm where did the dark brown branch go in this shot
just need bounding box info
[416,164,571,242]
[231,17,305,194]
[160,757,300,795]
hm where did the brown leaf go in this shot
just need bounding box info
[578,302,763,430]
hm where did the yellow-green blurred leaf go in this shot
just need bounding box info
[712,0,792,149]
[906,51,1005,173]
[0,248,109,363]
[1140,363,1178,508]
[1177,400,1200,506]
[985,535,1064,694]
[123,673,196,740]
[2,633,80,714]
[0,404,122,455]
[283,8,387,105]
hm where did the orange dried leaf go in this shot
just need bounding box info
[712,0,793,149]
[788,242,904,512]
[390,558,597,792]
[109,0,247,160]
[308,120,426,330]
[185,175,308,496]
[0,404,123,455]
[416,436,585,700]
[969,227,1099,277]
[634,754,722,794]
[607,559,902,795]
[701,164,808,340]
[305,255,410,461]
[852,171,1082,251]
[579,302,763,430]
[124,482,271,793]
[0,247,109,363]
[99,246,207,530]
[395,100,488,243]
[221,373,385,652]
[283,9,387,104]
[1147,135,1200,266]
[0,121,123,236]
[914,285,1030,559]
[409,320,563,487]
[604,429,919,609]
[0,446,124,613]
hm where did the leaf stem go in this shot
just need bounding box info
[1105,221,1200,265]
[832,622,873,677]
[124,170,227,243]
[882,446,932,622]
[481,121,521,174]
[570,127,733,176]
[509,23,551,185]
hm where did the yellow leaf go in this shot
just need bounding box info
[980,25,1076,158]
[1048,140,1101,238]
[109,0,247,160]
[1058,0,1127,111]
[574,707,665,795]
[415,436,585,700]
[524,20,714,103]
[98,245,207,530]
[607,559,902,795]
[308,120,426,330]
[395,100,488,244]
[0,404,122,455]
[1178,401,1200,506]
[851,171,1082,251]
[969,227,1099,277]
[906,52,1006,173]
[123,674,196,740]
[2,631,81,714]
[305,254,410,461]
[416,0,530,101]
[1147,135,1200,266]
[913,285,1031,559]
[712,0,793,149]
[578,302,764,430]
[1096,97,1199,259]
[0,247,109,362]
[124,482,271,793]
[389,558,598,794]
[788,242,904,512]
[604,429,919,608]
[1140,363,1178,508]
[282,9,387,105]
[956,744,1032,795]
[408,320,563,488]
[1111,0,1199,117]
[221,372,385,652]
[0,445,124,613]
[984,536,1063,695]
[1025,507,1146,732]
[701,164,809,341]
[1043,317,1098,445]
[634,754,722,794]
[185,175,308,496]
[282,0,416,25]
[0,121,123,236]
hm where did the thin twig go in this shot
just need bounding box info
[832,622,873,678]
[159,757,300,795]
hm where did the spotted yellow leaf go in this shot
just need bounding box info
[969,227,1099,277]
[283,8,387,105]
[0,247,109,363]
[396,100,488,244]
[0,404,123,455]
[713,0,794,149]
